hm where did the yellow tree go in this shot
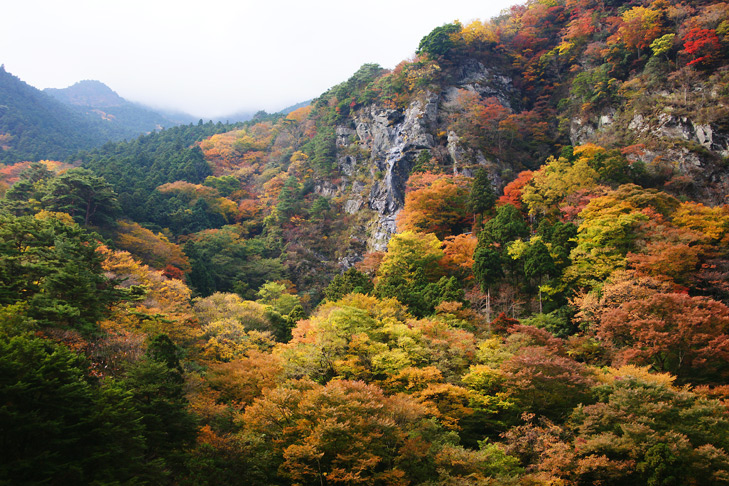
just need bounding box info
[113,220,190,274]
[521,149,601,218]
[98,246,201,347]
[377,231,445,285]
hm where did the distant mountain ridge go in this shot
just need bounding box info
[45,80,179,139]
[0,67,315,164]
[0,66,108,164]
[45,80,126,108]
[0,69,209,164]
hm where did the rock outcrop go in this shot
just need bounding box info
[324,62,516,254]
[570,103,729,205]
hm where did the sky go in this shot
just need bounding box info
[2,0,519,118]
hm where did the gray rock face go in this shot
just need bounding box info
[640,114,727,157]
[315,180,342,198]
[352,95,439,250]
[448,59,516,109]
[569,117,596,146]
[446,130,494,177]
[338,155,357,177]
[574,108,729,204]
[692,122,729,157]
[343,181,366,215]
[656,113,695,141]
[569,110,616,146]
[322,63,516,254]
[336,126,356,147]
[642,114,729,159]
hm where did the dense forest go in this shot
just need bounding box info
[0,68,190,165]
[2,0,729,484]
[0,67,110,164]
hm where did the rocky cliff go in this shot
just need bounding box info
[321,60,519,254]
[569,82,729,205]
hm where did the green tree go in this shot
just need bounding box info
[308,195,331,220]
[147,333,184,373]
[184,227,283,298]
[375,232,448,316]
[256,281,300,316]
[203,175,241,197]
[41,168,120,227]
[0,212,118,333]
[310,127,337,173]
[324,268,374,302]
[538,220,577,270]
[473,244,504,322]
[479,204,529,247]
[276,176,301,221]
[469,167,496,225]
[523,239,555,283]
[473,245,504,291]
[285,304,307,335]
[121,355,197,478]
[0,334,149,484]
[2,162,54,216]
[417,22,462,57]
[522,238,556,313]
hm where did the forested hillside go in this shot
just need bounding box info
[0,66,109,164]
[0,68,189,165]
[2,0,729,484]
[45,80,180,139]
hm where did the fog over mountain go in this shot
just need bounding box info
[1,0,516,118]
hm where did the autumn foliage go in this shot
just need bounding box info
[397,174,472,239]
[3,0,729,484]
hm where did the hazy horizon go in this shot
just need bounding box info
[2,0,518,119]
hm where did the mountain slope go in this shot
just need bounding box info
[69,0,729,301]
[60,0,729,301]
[3,2,729,484]
[45,80,179,139]
[0,66,109,164]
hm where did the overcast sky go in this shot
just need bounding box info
[2,0,519,118]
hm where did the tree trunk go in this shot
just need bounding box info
[486,287,492,324]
